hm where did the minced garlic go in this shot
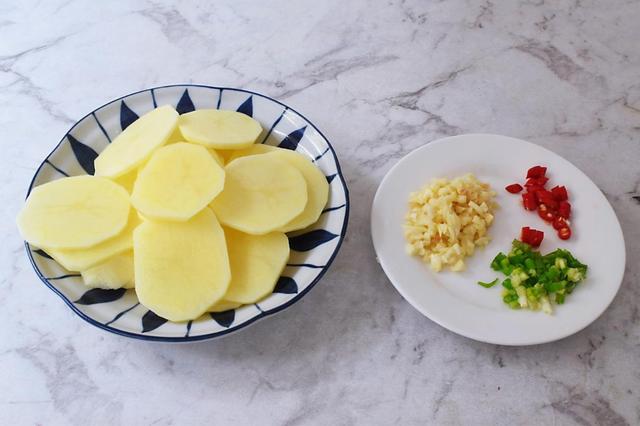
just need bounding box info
[403,174,497,272]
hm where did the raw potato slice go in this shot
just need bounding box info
[179,109,262,150]
[45,210,141,271]
[226,144,276,163]
[208,148,224,166]
[131,143,225,221]
[272,150,329,232]
[81,251,134,289]
[94,105,178,178]
[210,155,307,234]
[208,300,241,312]
[226,146,330,232]
[134,208,230,321]
[17,176,130,249]
[165,127,185,144]
[223,228,290,304]
[112,169,138,193]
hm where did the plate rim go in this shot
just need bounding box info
[24,83,350,342]
[371,133,626,346]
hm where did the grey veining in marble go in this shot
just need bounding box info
[1,1,639,425]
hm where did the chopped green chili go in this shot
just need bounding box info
[477,278,499,288]
[482,240,588,314]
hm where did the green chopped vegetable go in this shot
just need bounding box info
[477,278,499,288]
[482,240,588,314]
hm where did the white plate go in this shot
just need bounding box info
[371,134,625,346]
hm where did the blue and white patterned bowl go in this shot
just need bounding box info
[24,84,349,342]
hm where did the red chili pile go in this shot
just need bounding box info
[505,165,573,242]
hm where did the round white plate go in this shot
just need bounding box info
[371,134,625,346]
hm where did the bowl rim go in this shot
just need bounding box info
[24,83,350,342]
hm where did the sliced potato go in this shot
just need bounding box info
[179,109,262,150]
[223,228,289,304]
[226,146,329,232]
[111,168,138,193]
[272,151,329,232]
[45,210,141,271]
[94,105,178,178]
[208,148,224,166]
[81,251,134,289]
[17,176,130,249]
[165,127,185,144]
[131,143,225,221]
[208,300,241,312]
[226,143,276,163]
[210,154,307,234]
[134,208,230,321]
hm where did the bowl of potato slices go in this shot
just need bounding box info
[19,85,349,341]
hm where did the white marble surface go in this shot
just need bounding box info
[1,0,639,424]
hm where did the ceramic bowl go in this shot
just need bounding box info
[25,84,349,342]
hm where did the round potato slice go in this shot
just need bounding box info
[223,228,290,304]
[81,251,134,290]
[210,154,307,234]
[273,151,329,232]
[131,143,225,221]
[226,146,329,232]
[94,105,178,178]
[226,143,276,162]
[111,168,138,193]
[179,109,262,150]
[45,209,141,271]
[208,148,224,166]
[208,300,241,312]
[134,208,230,322]
[17,176,130,249]
[165,127,185,144]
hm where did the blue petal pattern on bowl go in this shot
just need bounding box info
[24,84,349,342]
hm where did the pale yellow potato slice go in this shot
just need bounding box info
[136,212,151,222]
[45,210,141,271]
[226,145,329,232]
[226,143,276,163]
[17,176,130,249]
[208,148,224,166]
[111,168,138,193]
[208,300,241,312]
[179,109,262,150]
[94,105,178,178]
[165,127,185,144]
[273,151,329,232]
[210,154,307,234]
[223,228,289,304]
[81,251,134,289]
[131,143,225,221]
[134,208,230,321]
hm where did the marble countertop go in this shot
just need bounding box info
[1,1,639,425]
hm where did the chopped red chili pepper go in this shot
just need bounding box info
[558,201,571,219]
[522,192,538,211]
[526,165,547,179]
[558,226,572,240]
[526,177,549,187]
[536,190,558,210]
[551,185,568,201]
[537,204,556,222]
[525,185,545,197]
[521,226,544,247]
[505,183,523,194]
[552,216,569,230]
[508,166,573,240]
